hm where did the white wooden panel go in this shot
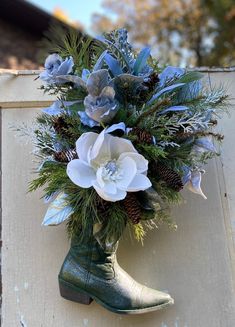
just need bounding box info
[1,72,235,327]
[0,71,55,108]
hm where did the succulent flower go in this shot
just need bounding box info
[112,74,146,105]
[82,69,119,124]
[39,54,74,84]
[193,136,217,153]
[67,124,151,202]
[49,68,118,126]
[43,100,80,115]
[187,170,207,199]
[78,111,100,128]
[159,66,185,86]
[182,166,207,199]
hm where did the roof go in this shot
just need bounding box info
[0,0,74,37]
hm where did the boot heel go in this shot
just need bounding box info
[59,280,93,305]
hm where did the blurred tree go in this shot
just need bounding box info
[92,0,235,66]
[53,7,84,30]
[204,0,235,66]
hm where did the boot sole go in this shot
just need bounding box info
[59,278,174,314]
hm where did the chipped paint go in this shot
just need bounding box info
[14,285,19,292]
[20,315,27,327]
[14,285,20,304]
[174,318,179,327]
[13,285,28,327]
[161,319,189,327]
[24,282,29,290]
[83,318,89,326]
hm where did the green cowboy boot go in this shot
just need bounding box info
[58,232,174,314]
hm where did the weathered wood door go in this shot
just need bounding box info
[1,70,235,327]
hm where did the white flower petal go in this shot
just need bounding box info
[90,131,112,165]
[118,152,148,173]
[105,122,126,134]
[93,181,126,202]
[110,136,137,159]
[127,174,152,192]
[76,132,98,163]
[96,167,105,188]
[116,157,137,190]
[67,159,95,188]
[103,181,117,194]
[96,168,118,194]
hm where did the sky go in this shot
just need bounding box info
[28,0,104,31]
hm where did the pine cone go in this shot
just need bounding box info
[52,116,71,137]
[210,119,218,126]
[130,127,153,144]
[176,130,224,142]
[143,72,160,92]
[54,149,78,162]
[175,131,194,140]
[97,198,111,221]
[212,133,224,141]
[153,161,183,192]
[123,193,141,224]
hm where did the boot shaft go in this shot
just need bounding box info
[65,234,118,279]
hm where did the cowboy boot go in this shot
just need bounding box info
[58,232,174,314]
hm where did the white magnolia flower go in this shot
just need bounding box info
[67,125,151,202]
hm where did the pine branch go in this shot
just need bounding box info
[28,161,68,197]
[135,98,171,125]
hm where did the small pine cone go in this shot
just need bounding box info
[123,193,141,224]
[130,127,154,144]
[176,130,224,142]
[154,161,183,192]
[143,72,160,92]
[54,149,78,163]
[175,131,193,140]
[209,119,218,126]
[209,132,224,141]
[52,116,71,137]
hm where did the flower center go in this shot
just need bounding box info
[105,160,118,175]
[100,160,123,182]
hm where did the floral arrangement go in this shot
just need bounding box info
[29,29,228,243]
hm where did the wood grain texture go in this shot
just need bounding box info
[1,72,235,327]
